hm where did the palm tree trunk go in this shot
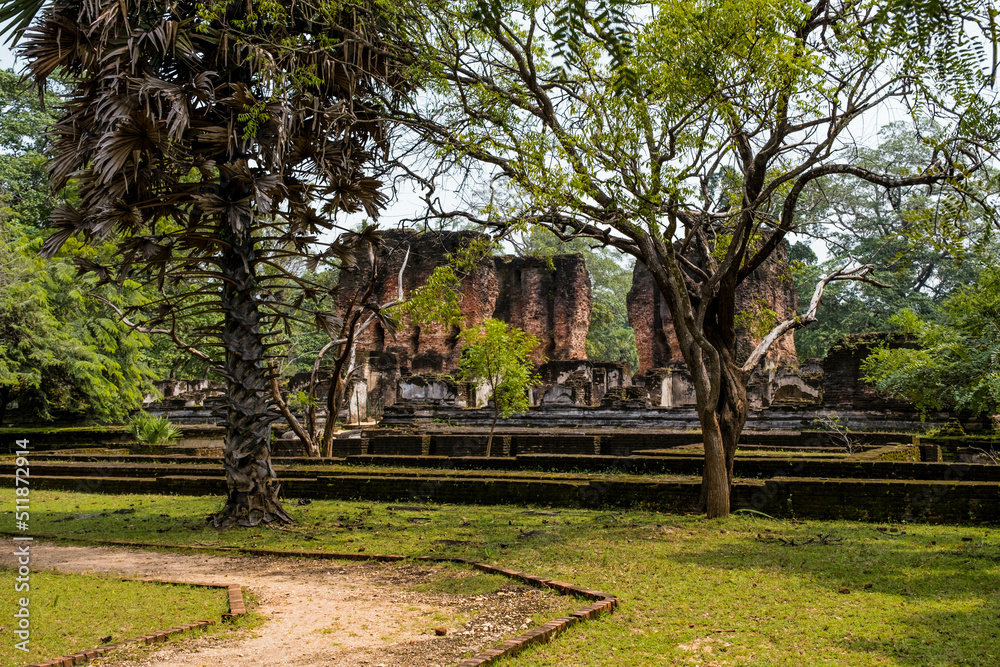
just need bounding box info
[211,230,292,527]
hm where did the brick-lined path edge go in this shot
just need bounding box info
[18,561,247,667]
[9,533,618,667]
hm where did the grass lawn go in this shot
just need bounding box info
[9,489,1000,666]
[0,569,234,665]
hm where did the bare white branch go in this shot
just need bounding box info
[740,264,890,374]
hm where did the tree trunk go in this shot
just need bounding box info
[322,375,349,457]
[322,342,355,457]
[718,361,750,488]
[486,403,499,457]
[697,359,750,516]
[699,406,731,517]
[696,309,750,517]
[210,230,292,528]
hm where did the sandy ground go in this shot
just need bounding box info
[1,542,569,666]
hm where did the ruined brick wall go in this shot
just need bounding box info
[493,255,591,364]
[821,333,919,411]
[337,230,591,372]
[737,241,798,367]
[625,265,679,372]
[336,230,497,373]
[626,242,799,375]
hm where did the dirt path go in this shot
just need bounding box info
[1,542,567,666]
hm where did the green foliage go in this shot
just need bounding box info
[790,123,997,360]
[735,297,779,341]
[0,69,62,227]
[403,235,498,328]
[402,264,464,328]
[408,0,997,371]
[0,222,156,423]
[0,68,156,423]
[287,390,318,413]
[458,318,540,420]
[130,411,181,446]
[862,266,1000,419]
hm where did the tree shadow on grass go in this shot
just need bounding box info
[657,523,1000,667]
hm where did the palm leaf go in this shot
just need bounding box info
[0,0,47,45]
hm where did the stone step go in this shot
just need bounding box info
[3,473,997,523]
[12,452,1000,482]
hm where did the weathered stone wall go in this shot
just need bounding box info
[821,333,919,411]
[493,255,591,364]
[626,241,799,375]
[337,230,592,372]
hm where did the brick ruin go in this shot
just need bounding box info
[331,229,823,416]
[624,241,818,409]
[145,230,921,425]
[336,230,591,373]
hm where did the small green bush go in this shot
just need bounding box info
[130,412,181,446]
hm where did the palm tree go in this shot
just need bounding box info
[9,0,410,526]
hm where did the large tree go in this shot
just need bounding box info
[396,0,999,516]
[9,0,408,526]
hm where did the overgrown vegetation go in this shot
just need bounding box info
[862,266,1000,420]
[19,490,1000,666]
[0,70,156,425]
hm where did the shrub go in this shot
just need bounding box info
[130,412,181,446]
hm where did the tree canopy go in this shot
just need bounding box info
[790,123,998,359]
[862,264,1000,421]
[394,0,999,516]
[0,69,155,425]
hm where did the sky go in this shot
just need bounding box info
[0,42,15,70]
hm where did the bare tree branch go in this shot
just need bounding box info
[90,293,217,367]
[741,264,891,374]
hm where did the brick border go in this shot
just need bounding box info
[27,620,218,667]
[9,533,618,667]
[414,556,618,666]
[22,571,246,667]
